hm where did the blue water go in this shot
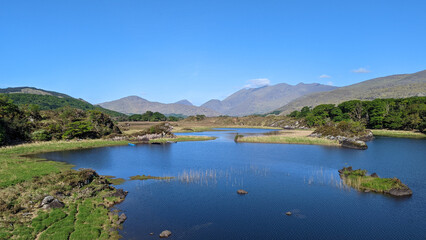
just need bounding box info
[37,129,426,239]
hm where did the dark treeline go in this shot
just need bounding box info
[288,97,426,132]
[0,96,121,146]
[128,111,183,122]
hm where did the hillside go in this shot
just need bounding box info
[276,70,426,114]
[201,83,337,116]
[0,87,72,98]
[98,96,221,116]
[0,89,126,118]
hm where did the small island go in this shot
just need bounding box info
[338,167,412,197]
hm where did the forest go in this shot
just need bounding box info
[0,96,121,146]
[288,96,426,132]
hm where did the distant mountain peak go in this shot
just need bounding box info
[174,99,193,106]
[201,82,337,116]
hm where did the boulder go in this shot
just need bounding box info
[285,211,292,216]
[370,173,379,178]
[341,139,368,150]
[237,189,248,195]
[42,198,64,209]
[41,196,54,206]
[388,188,413,197]
[159,230,172,238]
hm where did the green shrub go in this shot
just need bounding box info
[31,129,51,141]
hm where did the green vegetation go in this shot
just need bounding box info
[236,134,339,146]
[128,111,181,122]
[313,121,369,138]
[0,141,129,239]
[129,175,174,181]
[371,129,426,139]
[0,168,127,239]
[288,97,426,133]
[0,140,127,188]
[0,95,122,146]
[1,93,127,119]
[339,167,411,194]
[149,136,216,143]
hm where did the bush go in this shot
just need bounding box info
[31,130,52,141]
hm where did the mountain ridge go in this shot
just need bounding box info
[201,82,338,116]
[276,70,426,114]
[98,96,220,116]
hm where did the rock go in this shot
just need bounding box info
[41,196,54,206]
[116,213,127,224]
[149,232,154,235]
[370,173,379,178]
[357,131,375,142]
[75,169,99,188]
[341,139,368,150]
[285,211,292,216]
[364,190,370,193]
[159,230,172,238]
[237,189,248,195]
[42,199,64,209]
[109,189,128,199]
[388,186,413,197]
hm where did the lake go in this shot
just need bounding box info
[37,129,426,239]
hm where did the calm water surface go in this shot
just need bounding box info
[37,129,426,240]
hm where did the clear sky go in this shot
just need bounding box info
[1,0,425,106]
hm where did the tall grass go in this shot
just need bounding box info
[149,136,216,143]
[237,135,340,146]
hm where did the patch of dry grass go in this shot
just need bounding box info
[371,129,426,139]
[237,130,339,146]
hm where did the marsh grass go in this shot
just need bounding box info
[129,175,174,181]
[371,129,426,139]
[341,169,407,192]
[149,136,216,143]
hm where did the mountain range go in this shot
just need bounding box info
[98,96,221,116]
[201,83,337,116]
[3,70,425,117]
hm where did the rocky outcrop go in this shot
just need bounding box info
[389,187,413,197]
[40,196,64,209]
[341,139,368,150]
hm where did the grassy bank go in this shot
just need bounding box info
[371,129,426,139]
[149,135,216,143]
[0,140,128,188]
[0,140,130,239]
[236,130,340,146]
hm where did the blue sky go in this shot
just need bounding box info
[1,0,425,105]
